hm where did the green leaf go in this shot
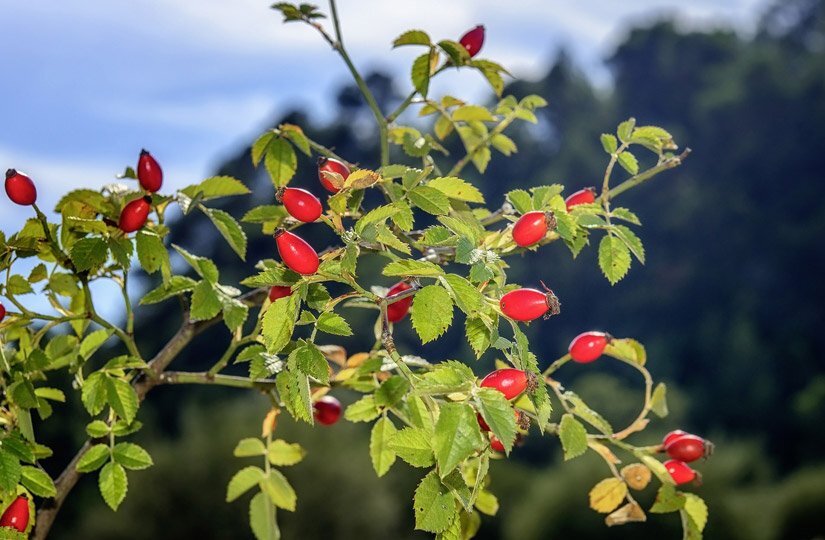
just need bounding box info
[418,361,476,394]
[81,372,108,416]
[268,440,306,466]
[390,200,414,231]
[112,442,153,470]
[650,383,669,417]
[108,236,134,269]
[389,427,434,467]
[226,466,265,502]
[261,294,300,353]
[443,274,483,315]
[605,337,647,366]
[181,176,250,200]
[393,29,431,47]
[506,189,533,213]
[234,438,267,457]
[190,280,222,321]
[564,391,613,435]
[433,403,484,478]
[86,420,110,438]
[617,118,636,142]
[475,490,499,517]
[465,317,492,359]
[70,237,108,272]
[136,231,168,274]
[611,207,641,225]
[409,185,451,215]
[411,51,434,96]
[0,451,21,491]
[383,259,444,277]
[242,204,287,225]
[248,491,278,540]
[559,414,588,460]
[427,177,484,203]
[264,137,297,188]
[315,312,352,336]
[370,417,397,477]
[491,133,517,155]
[261,469,297,511]
[683,493,708,532]
[6,275,33,295]
[99,461,128,510]
[203,207,247,260]
[617,151,639,175]
[105,377,139,424]
[289,342,328,384]
[374,376,410,408]
[344,395,381,423]
[172,244,219,283]
[412,285,454,344]
[452,105,494,123]
[438,39,470,65]
[650,484,685,513]
[20,465,56,497]
[140,275,197,305]
[414,470,458,533]
[613,224,645,263]
[251,131,274,166]
[598,235,632,285]
[78,329,113,360]
[276,370,313,423]
[281,123,311,155]
[600,133,618,154]
[222,296,249,333]
[476,388,517,453]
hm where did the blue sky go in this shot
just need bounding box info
[0,0,766,319]
[1,1,766,218]
[1,1,764,313]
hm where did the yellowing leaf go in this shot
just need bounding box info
[589,478,628,513]
[605,501,646,527]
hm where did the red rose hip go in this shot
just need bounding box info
[663,429,688,447]
[480,368,529,400]
[313,395,342,426]
[564,187,596,211]
[490,434,506,453]
[0,302,6,322]
[137,149,163,193]
[274,229,319,275]
[4,169,37,206]
[317,157,349,193]
[118,196,152,233]
[0,495,29,532]
[512,211,555,247]
[665,434,711,463]
[664,459,697,485]
[268,286,292,302]
[386,281,413,323]
[278,187,322,223]
[568,331,610,363]
[499,288,560,322]
[459,25,485,58]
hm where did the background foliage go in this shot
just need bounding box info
[21,0,825,537]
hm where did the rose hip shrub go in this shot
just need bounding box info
[0,2,708,539]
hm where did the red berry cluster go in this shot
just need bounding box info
[661,430,713,485]
[271,157,354,276]
[119,150,164,233]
